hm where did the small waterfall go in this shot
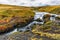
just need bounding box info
[17,21,44,32]
[6,12,60,35]
[34,12,49,20]
[17,12,60,32]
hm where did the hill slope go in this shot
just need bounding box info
[34,5,60,14]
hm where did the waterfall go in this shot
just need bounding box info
[34,12,49,20]
[6,12,60,35]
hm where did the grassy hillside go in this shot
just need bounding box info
[34,5,60,14]
[0,4,35,33]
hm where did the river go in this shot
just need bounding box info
[6,12,60,35]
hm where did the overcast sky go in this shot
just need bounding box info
[0,0,60,7]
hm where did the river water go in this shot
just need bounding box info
[6,12,60,35]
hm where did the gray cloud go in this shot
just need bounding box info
[0,0,60,7]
